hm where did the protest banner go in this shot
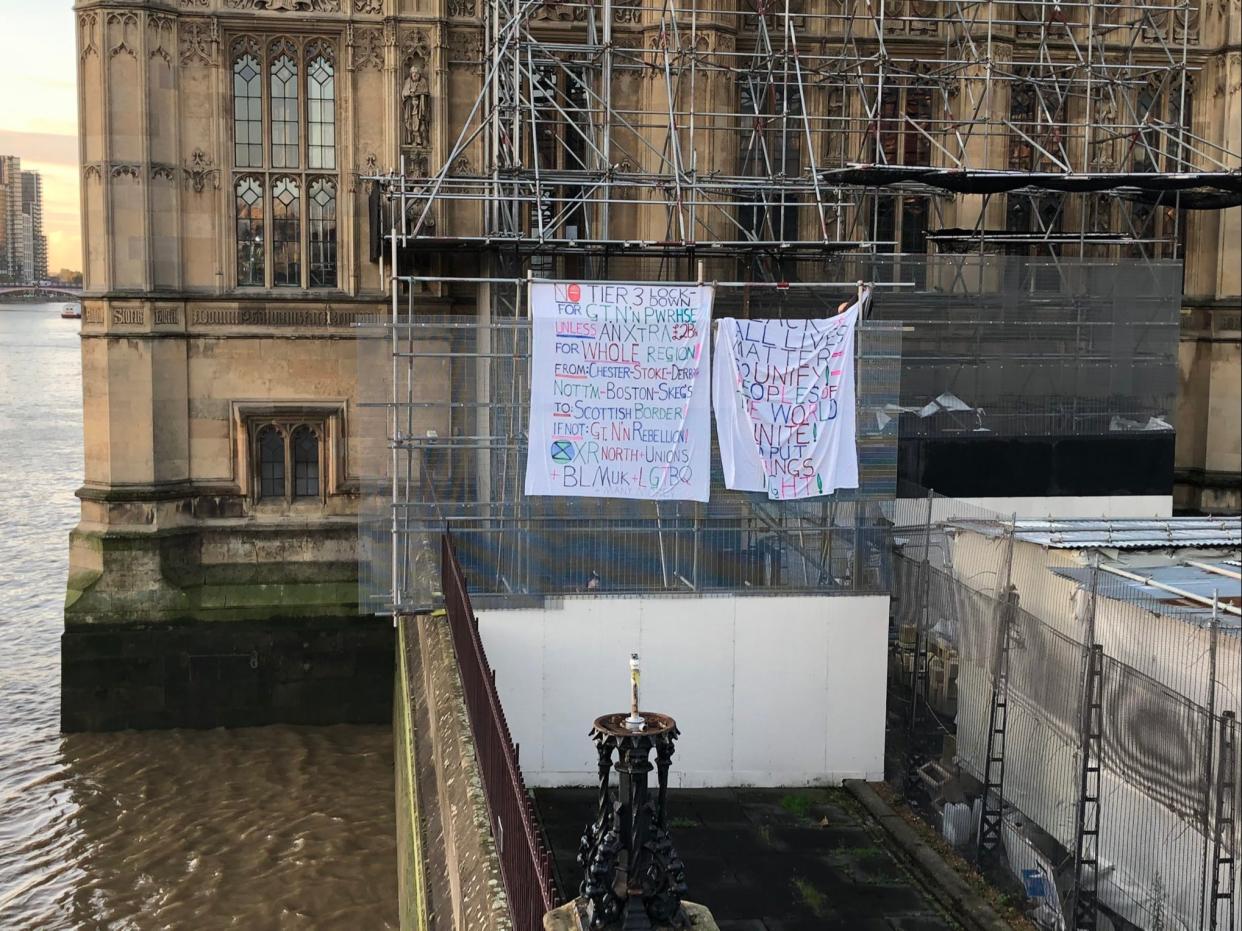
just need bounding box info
[524,281,713,501]
[713,305,859,500]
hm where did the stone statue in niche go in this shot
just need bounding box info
[401,63,430,148]
[532,0,573,20]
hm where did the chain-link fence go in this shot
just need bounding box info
[891,492,1240,930]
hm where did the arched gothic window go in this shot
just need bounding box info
[737,73,803,282]
[258,425,285,499]
[233,52,263,167]
[1132,81,1163,173]
[236,176,264,287]
[230,36,338,289]
[308,179,337,287]
[864,83,933,261]
[272,177,300,287]
[292,426,320,498]
[307,55,336,171]
[248,414,335,504]
[270,46,300,169]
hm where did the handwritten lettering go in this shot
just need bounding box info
[714,312,860,500]
[526,281,713,502]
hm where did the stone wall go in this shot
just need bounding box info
[69,0,461,675]
[395,613,513,931]
[1176,303,1242,513]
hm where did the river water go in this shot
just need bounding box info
[0,305,397,929]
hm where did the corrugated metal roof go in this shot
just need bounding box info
[1051,560,1242,627]
[1004,517,1241,550]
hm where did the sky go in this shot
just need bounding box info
[0,2,80,273]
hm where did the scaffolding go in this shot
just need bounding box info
[370,0,1238,281]
[361,0,1237,612]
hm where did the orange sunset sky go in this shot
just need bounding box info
[1,2,80,273]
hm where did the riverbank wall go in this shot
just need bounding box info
[395,612,513,931]
[61,616,393,731]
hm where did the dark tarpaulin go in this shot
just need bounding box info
[1122,188,1242,210]
[819,166,1242,197]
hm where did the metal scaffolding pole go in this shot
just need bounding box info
[1210,710,1237,931]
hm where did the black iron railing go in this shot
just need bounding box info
[441,533,557,929]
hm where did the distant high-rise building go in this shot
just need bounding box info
[0,157,46,283]
[0,156,20,283]
[21,171,47,283]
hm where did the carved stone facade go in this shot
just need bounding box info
[1176,21,1242,511]
[69,0,465,723]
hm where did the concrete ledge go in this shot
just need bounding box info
[844,780,1012,931]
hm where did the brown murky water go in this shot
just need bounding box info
[0,306,397,929]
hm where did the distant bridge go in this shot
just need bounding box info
[0,285,84,302]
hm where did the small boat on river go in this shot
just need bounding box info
[61,304,82,320]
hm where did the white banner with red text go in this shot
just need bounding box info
[524,281,713,501]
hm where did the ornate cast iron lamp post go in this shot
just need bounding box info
[577,654,689,930]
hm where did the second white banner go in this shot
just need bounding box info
[713,305,860,500]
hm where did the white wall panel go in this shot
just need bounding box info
[824,610,889,778]
[476,594,890,787]
[638,597,737,780]
[731,603,829,781]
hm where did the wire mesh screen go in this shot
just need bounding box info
[698,254,1184,436]
[857,254,1183,439]
[357,319,404,616]
[892,497,1241,930]
[359,301,900,609]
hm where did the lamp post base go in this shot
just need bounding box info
[543,898,719,931]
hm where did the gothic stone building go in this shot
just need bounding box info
[68,0,1240,728]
